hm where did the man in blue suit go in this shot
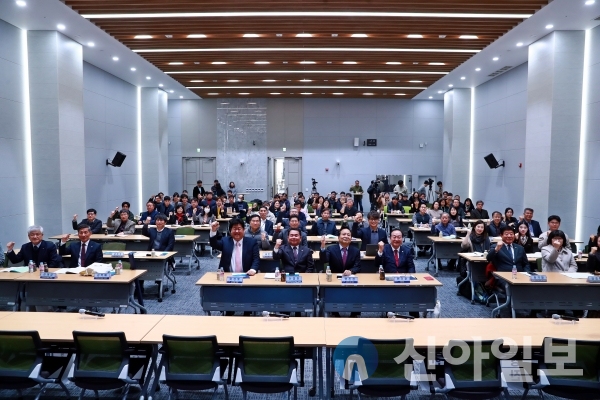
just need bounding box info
[273,228,314,273]
[59,224,103,268]
[141,201,159,225]
[6,225,63,267]
[209,218,260,274]
[141,214,175,252]
[519,208,542,237]
[351,210,388,250]
[486,226,530,273]
[310,208,339,236]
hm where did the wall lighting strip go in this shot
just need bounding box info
[469,87,475,199]
[134,47,479,54]
[187,85,427,90]
[575,29,592,243]
[168,70,448,75]
[21,29,34,226]
[137,87,142,213]
[82,11,532,19]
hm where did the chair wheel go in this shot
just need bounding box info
[158,298,163,302]
[331,389,335,398]
[171,289,176,294]
[187,272,191,275]
[308,388,316,397]
[470,300,474,305]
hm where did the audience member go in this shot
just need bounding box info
[6,225,62,267]
[273,229,314,273]
[519,208,542,237]
[515,221,536,254]
[349,180,364,212]
[538,215,571,249]
[310,209,338,236]
[352,210,388,250]
[244,215,271,250]
[503,207,519,232]
[72,209,102,234]
[470,200,490,220]
[541,230,577,272]
[107,209,136,235]
[487,211,506,237]
[59,224,103,268]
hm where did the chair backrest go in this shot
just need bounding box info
[102,242,126,251]
[127,252,137,270]
[238,336,294,381]
[444,339,503,390]
[177,227,195,235]
[307,205,313,213]
[162,335,219,381]
[65,240,81,248]
[0,331,42,377]
[72,331,128,379]
[570,242,578,254]
[403,206,411,214]
[358,338,412,386]
[536,258,542,272]
[541,337,600,388]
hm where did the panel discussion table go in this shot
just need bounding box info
[50,233,200,274]
[258,249,377,273]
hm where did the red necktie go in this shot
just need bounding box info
[80,243,86,267]
[342,247,347,266]
[394,249,399,267]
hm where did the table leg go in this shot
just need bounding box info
[129,290,147,314]
[456,268,471,301]
[325,347,332,400]
[163,261,177,295]
[427,243,437,276]
[317,347,323,400]
[147,344,161,400]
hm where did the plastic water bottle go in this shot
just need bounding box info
[274,267,281,282]
[39,262,45,273]
[326,265,332,282]
[116,260,122,275]
[512,265,517,280]
[151,248,156,257]
[433,300,441,318]
[28,260,34,273]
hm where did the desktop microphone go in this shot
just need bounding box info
[262,311,290,319]
[552,314,579,322]
[387,312,415,320]
[79,309,105,317]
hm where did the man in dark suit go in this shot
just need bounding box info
[486,226,530,273]
[234,195,249,219]
[387,196,404,213]
[273,228,314,273]
[273,215,308,246]
[72,209,102,234]
[309,208,338,236]
[519,208,543,237]
[209,218,259,274]
[470,200,490,220]
[59,224,103,268]
[141,213,175,251]
[351,210,388,251]
[192,179,206,199]
[141,201,159,225]
[339,198,358,218]
[6,225,62,267]
[258,206,274,235]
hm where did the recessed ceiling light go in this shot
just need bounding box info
[243,33,259,37]
[194,62,200,64]
[331,33,338,37]
[179,96,183,98]
[227,80,239,82]
[169,62,183,65]
[363,93,374,95]
[300,79,312,82]
[165,35,173,38]
[187,34,207,38]
[159,84,163,87]
[248,102,256,105]
[407,34,423,38]
[296,33,313,37]
[351,33,368,38]
[546,24,554,29]
[134,35,152,39]
[16,0,26,6]
[327,61,332,64]
[493,57,499,61]
[270,92,281,95]
[254,61,270,64]
[263,79,276,82]
[337,79,350,82]
[395,93,406,96]
[206,93,218,95]
[429,62,445,65]
[282,61,288,64]
[438,91,443,93]
[343,61,357,64]
[373,80,386,82]
[413,62,419,65]
[475,67,481,71]
[460,76,466,80]
[386,62,402,65]
[459,35,479,39]
[409,80,422,83]
[586,0,595,5]
[112,56,119,61]
[332,92,344,95]
[87,42,95,47]
[146,76,151,80]
[190,80,204,82]
[439,35,447,38]
[448,84,453,87]
[212,61,226,64]
[57,24,65,30]
[276,33,283,37]
[239,92,250,95]
[221,102,229,104]
[299,61,315,64]
[130,67,136,71]
[169,90,174,93]
[429,96,433,99]
[517,42,524,47]
[300,92,313,95]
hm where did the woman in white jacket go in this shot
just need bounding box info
[541,230,577,272]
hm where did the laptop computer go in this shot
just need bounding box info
[365,244,379,256]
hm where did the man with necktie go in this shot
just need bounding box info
[59,224,103,268]
[6,225,62,267]
[351,210,388,250]
[486,226,530,273]
[273,228,314,273]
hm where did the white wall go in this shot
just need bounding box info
[82,62,139,217]
[472,63,528,215]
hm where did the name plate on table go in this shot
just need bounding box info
[94,272,112,280]
[529,275,547,282]
[105,251,124,258]
[40,272,58,279]
[226,276,244,284]
[262,252,273,258]
[393,276,412,284]
[341,276,358,284]
[286,275,303,284]
[587,276,600,283]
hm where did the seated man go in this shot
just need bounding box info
[273,215,308,247]
[519,208,543,237]
[209,218,259,274]
[309,208,339,236]
[352,210,388,251]
[351,212,369,231]
[72,208,102,234]
[6,225,62,267]
[538,215,571,249]
[431,212,457,236]
[59,224,103,268]
[234,195,249,219]
[180,194,192,214]
[244,214,272,250]
[141,201,159,225]
[110,201,135,221]
[387,196,404,213]
[107,209,136,235]
[470,200,490,220]
[487,211,506,237]
[412,204,431,226]
[486,226,530,273]
[339,198,358,218]
[211,197,229,219]
[141,213,175,252]
[158,196,174,216]
[258,206,274,235]
[273,229,314,273]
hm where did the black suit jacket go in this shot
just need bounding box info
[309,219,338,236]
[141,224,176,251]
[7,240,62,267]
[486,243,530,273]
[375,244,415,273]
[352,226,388,250]
[211,205,228,219]
[273,245,314,273]
[72,218,103,234]
[319,245,361,274]
[59,240,103,268]
[209,233,260,272]
[262,219,274,236]
[273,228,308,247]
[471,209,490,220]
[525,219,543,237]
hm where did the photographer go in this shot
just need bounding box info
[436,181,444,199]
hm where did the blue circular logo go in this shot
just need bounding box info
[333,336,378,382]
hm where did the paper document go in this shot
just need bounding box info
[264,273,275,279]
[0,267,29,273]
[55,267,86,274]
[561,272,592,279]
[532,252,542,258]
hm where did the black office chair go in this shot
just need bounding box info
[127,252,145,311]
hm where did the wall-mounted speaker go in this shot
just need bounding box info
[484,153,505,169]
[106,151,126,167]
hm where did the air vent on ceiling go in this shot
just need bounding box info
[488,66,514,77]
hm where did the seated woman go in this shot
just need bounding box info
[316,199,332,217]
[541,230,577,272]
[198,206,216,225]
[427,201,443,223]
[449,206,463,228]
[586,235,600,274]
[376,193,386,212]
[439,198,450,213]
[461,220,492,253]
[515,221,536,254]
[504,207,519,232]
[168,205,189,225]
[409,199,421,214]
[463,198,475,218]
[589,225,600,250]
[487,211,506,237]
